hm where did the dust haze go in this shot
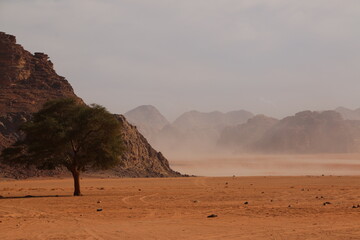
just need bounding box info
[125,106,360,176]
[1,1,360,120]
[2,0,360,176]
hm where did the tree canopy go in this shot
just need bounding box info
[1,98,124,195]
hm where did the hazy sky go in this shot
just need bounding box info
[1,0,360,121]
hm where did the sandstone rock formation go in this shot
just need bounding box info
[218,111,360,154]
[0,32,180,178]
[0,32,78,151]
[124,105,169,143]
[218,115,278,152]
[256,111,355,153]
[154,110,254,157]
[335,107,360,120]
[113,115,176,177]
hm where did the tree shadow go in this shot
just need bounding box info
[0,194,72,199]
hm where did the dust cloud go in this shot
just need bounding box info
[169,154,360,177]
[125,106,360,177]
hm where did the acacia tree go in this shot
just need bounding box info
[1,98,123,196]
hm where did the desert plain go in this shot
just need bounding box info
[1,155,360,240]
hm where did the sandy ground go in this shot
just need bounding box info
[170,154,360,176]
[1,176,360,240]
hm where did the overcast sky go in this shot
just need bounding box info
[1,0,360,120]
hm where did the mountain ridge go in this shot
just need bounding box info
[218,110,360,154]
[124,105,169,142]
[335,106,360,120]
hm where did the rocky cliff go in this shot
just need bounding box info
[0,32,180,178]
[114,115,177,177]
[0,32,78,151]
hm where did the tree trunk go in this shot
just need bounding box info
[71,170,81,196]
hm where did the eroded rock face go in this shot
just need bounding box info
[0,32,75,115]
[0,32,78,151]
[0,32,180,178]
[113,115,180,177]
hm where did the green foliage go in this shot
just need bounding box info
[2,98,124,173]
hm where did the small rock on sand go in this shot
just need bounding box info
[207,214,217,218]
[97,208,103,212]
[244,201,249,205]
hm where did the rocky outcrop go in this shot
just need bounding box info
[256,111,356,153]
[335,107,360,120]
[218,115,278,152]
[123,107,254,157]
[0,33,76,115]
[113,115,179,177]
[218,111,360,154]
[124,105,169,144]
[154,110,254,157]
[0,32,78,151]
[0,32,180,178]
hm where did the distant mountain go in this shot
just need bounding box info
[257,111,356,153]
[155,110,254,157]
[218,110,360,154]
[335,107,360,120]
[218,115,278,152]
[124,105,169,142]
[172,110,254,130]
